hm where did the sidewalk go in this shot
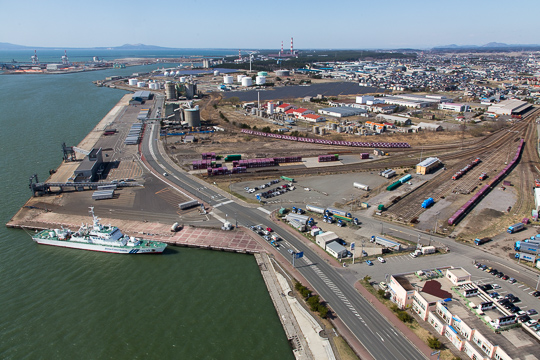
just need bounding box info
[354,283,431,359]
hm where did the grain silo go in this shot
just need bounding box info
[184,107,201,128]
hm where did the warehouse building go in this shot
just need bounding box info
[417,122,443,131]
[487,99,532,115]
[376,114,412,125]
[416,157,441,175]
[318,107,367,118]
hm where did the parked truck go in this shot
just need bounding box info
[474,237,491,246]
[507,222,525,234]
[179,200,199,210]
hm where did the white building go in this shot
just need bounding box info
[325,241,347,259]
[438,103,469,112]
[318,107,367,118]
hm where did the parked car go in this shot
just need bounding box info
[379,282,388,290]
[490,292,499,298]
[533,291,540,297]
[502,275,510,280]
[496,272,504,278]
[377,257,386,263]
[526,319,538,327]
[366,260,373,266]
[518,315,531,323]
[492,284,501,289]
[508,278,517,284]
[474,263,482,268]
[527,309,538,316]
[511,297,521,303]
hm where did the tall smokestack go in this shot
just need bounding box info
[290,37,293,54]
[281,41,284,55]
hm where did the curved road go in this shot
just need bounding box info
[141,113,426,359]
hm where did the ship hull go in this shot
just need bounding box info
[32,237,166,254]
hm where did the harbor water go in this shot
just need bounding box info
[0,61,293,359]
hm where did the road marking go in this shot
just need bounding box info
[257,207,272,215]
[213,200,234,208]
[376,332,385,342]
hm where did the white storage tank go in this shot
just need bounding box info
[237,74,246,82]
[128,78,138,86]
[223,75,233,84]
[241,77,253,87]
[213,70,220,76]
[275,70,290,77]
[137,81,146,87]
[176,71,181,76]
[179,77,186,83]
[267,102,274,115]
[255,76,266,85]
[149,83,157,89]
[163,71,170,77]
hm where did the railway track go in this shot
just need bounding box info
[384,108,540,225]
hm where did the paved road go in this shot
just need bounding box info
[140,105,426,360]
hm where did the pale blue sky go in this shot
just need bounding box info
[2,0,539,49]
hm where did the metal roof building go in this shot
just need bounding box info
[325,241,347,259]
[487,99,532,115]
[318,107,366,118]
[416,157,441,175]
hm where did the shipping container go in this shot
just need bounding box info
[507,222,525,233]
[224,154,242,162]
[360,153,369,159]
[179,200,199,210]
[281,176,294,182]
[474,237,491,245]
[361,202,369,209]
[383,170,396,179]
[386,181,401,191]
[353,182,369,191]
[398,174,412,184]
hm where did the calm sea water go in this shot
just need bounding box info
[0,58,293,359]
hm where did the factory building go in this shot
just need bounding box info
[298,113,325,122]
[74,148,103,182]
[132,91,152,101]
[438,103,469,112]
[487,99,532,115]
[376,114,412,125]
[318,107,367,118]
[416,157,441,175]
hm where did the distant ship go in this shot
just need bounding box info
[32,207,167,254]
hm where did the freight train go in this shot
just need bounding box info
[448,139,523,226]
[240,129,410,148]
[452,158,481,180]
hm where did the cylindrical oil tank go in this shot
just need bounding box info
[179,77,186,83]
[213,70,220,76]
[267,102,274,115]
[163,71,169,77]
[255,76,266,85]
[137,81,146,87]
[251,107,257,115]
[223,75,233,84]
[257,71,268,77]
[165,82,176,100]
[241,77,253,87]
[275,70,290,77]
[237,74,246,82]
[320,128,325,135]
[184,108,201,127]
[149,83,157,89]
[128,78,138,86]
[176,71,181,76]
[336,126,342,133]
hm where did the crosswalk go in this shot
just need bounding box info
[302,255,368,326]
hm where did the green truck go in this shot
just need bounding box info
[224,154,241,161]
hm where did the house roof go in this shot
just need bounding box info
[303,114,321,119]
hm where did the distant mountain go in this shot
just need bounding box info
[433,42,540,50]
[0,42,176,51]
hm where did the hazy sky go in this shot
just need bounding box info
[2,0,539,49]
